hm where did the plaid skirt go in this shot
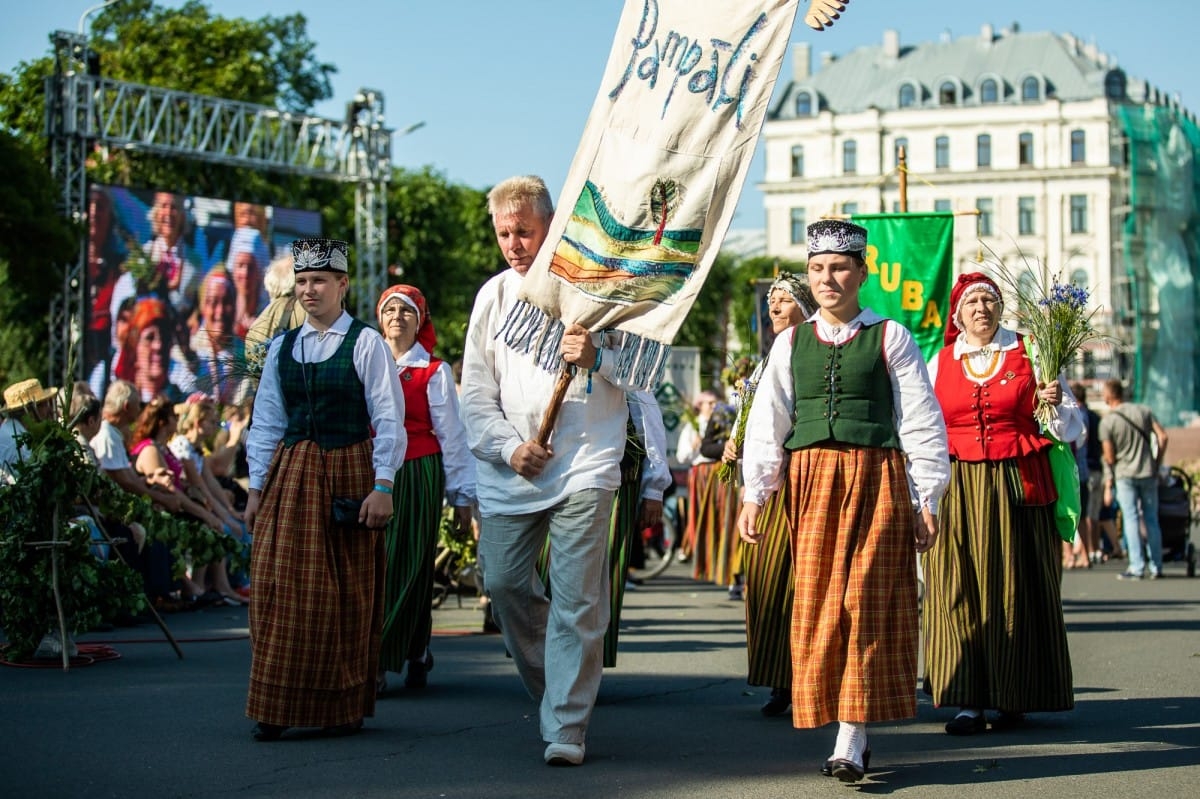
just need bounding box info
[245,437,385,729]
[787,444,919,727]
[688,461,741,585]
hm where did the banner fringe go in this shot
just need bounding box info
[497,300,670,390]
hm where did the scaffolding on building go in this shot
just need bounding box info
[44,29,391,385]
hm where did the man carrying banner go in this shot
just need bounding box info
[462,176,636,767]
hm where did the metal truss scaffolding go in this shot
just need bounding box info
[45,30,392,384]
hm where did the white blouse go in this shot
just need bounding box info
[741,308,950,513]
[247,311,407,491]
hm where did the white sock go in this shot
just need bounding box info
[832,721,868,765]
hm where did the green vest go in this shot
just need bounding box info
[784,320,900,451]
[278,318,372,450]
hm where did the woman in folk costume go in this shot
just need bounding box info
[678,391,739,591]
[737,220,949,782]
[243,239,407,741]
[923,272,1081,735]
[722,272,813,718]
[375,285,476,694]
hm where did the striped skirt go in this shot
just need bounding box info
[744,480,793,689]
[246,438,384,729]
[787,444,919,728]
[922,458,1074,712]
[379,452,444,672]
[688,461,741,586]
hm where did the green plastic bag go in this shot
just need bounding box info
[1046,437,1081,542]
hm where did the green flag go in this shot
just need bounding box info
[851,212,955,361]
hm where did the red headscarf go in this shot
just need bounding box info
[945,272,1002,346]
[376,284,437,354]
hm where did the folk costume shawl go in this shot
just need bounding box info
[499,0,803,390]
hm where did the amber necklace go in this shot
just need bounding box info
[963,347,1000,380]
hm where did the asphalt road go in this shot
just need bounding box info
[2,557,1197,798]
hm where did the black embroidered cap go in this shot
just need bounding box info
[292,238,349,273]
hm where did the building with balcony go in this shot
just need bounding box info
[759,23,1200,423]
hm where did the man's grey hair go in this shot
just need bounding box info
[487,175,553,220]
[263,255,296,300]
[103,379,136,416]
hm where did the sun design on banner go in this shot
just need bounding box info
[550,179,703,306]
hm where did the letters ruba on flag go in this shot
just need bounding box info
[499,0,805,393]
[852,212,955,362]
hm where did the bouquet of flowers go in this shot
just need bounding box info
[985,251,1103,426]
[715,356,759,486]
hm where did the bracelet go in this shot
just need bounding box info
[592,346,603,372]
[373,484,393,495]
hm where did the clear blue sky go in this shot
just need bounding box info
[4,1,1198,229]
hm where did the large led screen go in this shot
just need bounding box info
[85,186,322,404]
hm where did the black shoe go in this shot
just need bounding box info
[945,712,987,735]
[830,758,865,783]
[760,690,791,717]
[482,604,501,634]
[405,649,434,689]
[251,723,287,742]
[821,749,870,777]
[990,711,1025,731]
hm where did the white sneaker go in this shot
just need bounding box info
[544,742,585,766]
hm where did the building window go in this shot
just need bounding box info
[790,145,805,177]
[935,135,950,170]
[789,208,806,245]
[894,136,908,165]
[842,202,859,216]
[976,198,994,236]
[1018,269,1039,300]
[1021,76,1041,102]
[1105,70,1127,100]
[977,134,992,167]
[935,199,951,212]
[1018,196,1036,235]
[1070,194,1088,233]
[939,81,957,105]
[795,91,813,116]
[843,139,857,174]
[1070,129,1086,164]
[980,78,999,104]
[1070,268,1089,289]
[1019,132,1034,166]
[898,83,916,108]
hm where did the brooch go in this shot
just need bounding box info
[401,371,413,381]
[1004,371,1016,380]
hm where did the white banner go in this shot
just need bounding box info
[499,0,801,389]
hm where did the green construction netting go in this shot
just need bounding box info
[1118,104,1200,425]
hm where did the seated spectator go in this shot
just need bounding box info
[130,394,246,607]
[90,380,186,609]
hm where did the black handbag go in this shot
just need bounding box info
[330,496,364,527]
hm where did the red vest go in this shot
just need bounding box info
[935,337,1049,461]
[400,359,442,462]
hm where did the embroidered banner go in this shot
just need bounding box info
[852,212,956,361]
[499,0,802,390]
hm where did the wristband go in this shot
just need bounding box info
[373,484,393,495]
[587,347,603,394]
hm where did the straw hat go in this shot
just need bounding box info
[3,378,59,412]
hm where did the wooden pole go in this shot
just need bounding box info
[535,364,577,449]
[898,145,908,212]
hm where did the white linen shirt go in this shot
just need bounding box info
[90,419,132,471]
[395,342,477,507]
[628,391,672,501]
[926,326,1085,446]
[246,311,407,491]
[461,268,631,516]
[741,308,950,513]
